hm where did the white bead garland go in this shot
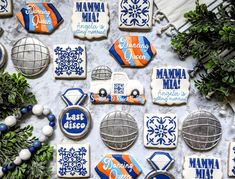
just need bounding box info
[0,167,3,178]
[43,108,51,116]
[4,116,17,127]
[32,104,44,116]
[39,135,48,143]
[13,156,22,165]
[19,149,31,161]
[42,125,54,137]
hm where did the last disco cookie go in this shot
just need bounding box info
[16,3,63,34]
[72,0,110,39]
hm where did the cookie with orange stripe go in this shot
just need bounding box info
[109,36,156,67]
[95,154,142,179]
[16,3,63,34]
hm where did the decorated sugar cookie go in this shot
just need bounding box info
[95,154,142,179]
[100,111,138,151]
[53,45,86,79]
[57,144,90,178]
[119,0,154,29]
[11,37,50,77]
[59,88,91,140]
[144,114,178,149]
[0,43,7,68]
[0,0,13,17]
[146,152,175,179]
[183,155,222,179]
[182,111,222,151]
[151,66,190,105]
[109,36,156,67]
[72,0,110,39]
[89,66,146,104]
[228,142,235,176]
[16,3,63,34]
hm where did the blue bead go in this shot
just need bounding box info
[47,114,55,122]
[27,105,33,111]
[0,123,8,131]
[2,166,8,173]
[33,140,41,148]
[20,107,28,114]
[49,121,55,127]
[29,146,36,153]
[7,163,16,171]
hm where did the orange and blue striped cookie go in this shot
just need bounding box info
[109,36,156,67]
[16,3,63,34]
[95,154,142,179]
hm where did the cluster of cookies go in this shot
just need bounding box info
[0,0,232,179]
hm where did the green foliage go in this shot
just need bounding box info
[0,71,53,178]
[0,71,37,119]
[171,0,235,101]
[0,126,54,179]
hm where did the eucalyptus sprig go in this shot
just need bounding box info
[171,0,235,101]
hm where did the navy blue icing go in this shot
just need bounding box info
[61,108,88,134]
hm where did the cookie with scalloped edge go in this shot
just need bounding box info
[71,0,110,39]
[151,66,190,105]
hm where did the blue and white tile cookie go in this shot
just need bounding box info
[144,113,178,149]
[119,0,154,30]
[0,0,13,17]
[53,45,86,79]
[228,142,235,176]
[57,144,90,178]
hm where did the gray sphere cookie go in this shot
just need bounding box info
[0,42,7,68]
[100,111,138,151]
[11,37,50,77]
[182,110,222,151]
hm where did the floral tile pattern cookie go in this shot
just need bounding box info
[183,155,222,179]
[144,114,178,149]
[16,3,63,34]
[89,67,146,104]
[119,0,154,29]
[151,66,190,105]
[57,144,90,178]
[95,154,142,179]
[109,36,156,67]
[53,45,86,79]
[72,0,110,39]
[228,142,235,176]
[0,0,12,17]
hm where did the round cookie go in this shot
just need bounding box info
[100,111,138,151]
[0,43,7,68]
[182,111,222,151]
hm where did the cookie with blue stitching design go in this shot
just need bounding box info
[53,45,86,79]
[119,0,154,30]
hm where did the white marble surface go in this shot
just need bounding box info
[1,0,235,178]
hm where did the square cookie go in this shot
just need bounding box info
[228,142,235,176]
[144,113,178,148]
[57,144,90,178]
[0,0,13,17]
[53,45,86,79]
[119,0,153,29]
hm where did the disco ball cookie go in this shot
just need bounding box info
[0,43,7,68]
[100,111,138,151]
[182,111,222,151]
[11,37,50,77]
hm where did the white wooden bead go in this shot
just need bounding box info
[19,149,31,161]
[4,116,17,127]
[43,108,51,116]
[0,167,3,177]
[42,125,54,137]
[39,135,48,143]
[32,105,44,116]
[14,156,22,165]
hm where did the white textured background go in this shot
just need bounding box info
[1,0,234,178]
